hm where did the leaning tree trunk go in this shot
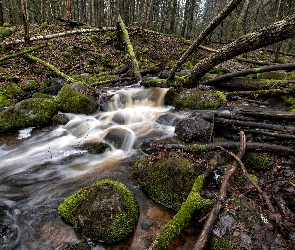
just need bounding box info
[167,0,243,82]
[183,13,295,87]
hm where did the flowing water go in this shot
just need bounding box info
[0,86,201,250]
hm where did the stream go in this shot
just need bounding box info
[0,86,202,249]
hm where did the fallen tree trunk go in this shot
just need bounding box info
[199,45,273,66]
[183,14,295,87]
[24,54,76,83]
[118,15,142,80]
[3,27,117,45]
[167,0,243,82]
[201,62,295,85]
[0,44,48,63]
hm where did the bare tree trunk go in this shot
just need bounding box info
[66,0,72,20]
[167,0,243,82]
[0,0,3,26]
[20,0,30,44]
[183,14,295,87]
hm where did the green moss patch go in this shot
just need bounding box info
[58,179,139,243]
[0,98,58,133]
[0,82,22,108]
[133,157,207,210]
[56,83,98,114]
[243,152,272,171]
[174,90,227,110]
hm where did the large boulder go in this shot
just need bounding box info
[175,118,212,142]
[56,83,98,114]
[133,157,207,211]
[0,98,58,133]
[58,179,139,243]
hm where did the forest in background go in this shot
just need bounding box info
[1,0,295,53]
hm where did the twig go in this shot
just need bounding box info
[192,131,246,250]
[218,146,275,212]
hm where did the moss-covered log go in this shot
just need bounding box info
[148,175,213,250]
[24,54,76,82]
[167,0,243,82]
[184,14,295,87]
[0,44,48,63]
[118,15,142,80]
[202,62,295,85]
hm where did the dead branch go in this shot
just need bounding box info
[218,146,275,212]
[202,114,295,134]
[3,27,117,45]
[201,62,295,86]
[57,17,85,27]
[0,44,48,63]
[237,109,295,121]
[192,131,246,250]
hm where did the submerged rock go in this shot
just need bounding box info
[58,179,139,243]
[78,142,110,154]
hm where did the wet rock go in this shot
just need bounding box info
[58,179,139,244]
[156,113,181,126]
[104,128,133,150]
[175,118,212,142]
[40,78,64,96]
[78,142,110,154]
[56,83,98,114]
[52,113,70,125]
[112,113,126,124]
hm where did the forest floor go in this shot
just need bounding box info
[1,23,295,249]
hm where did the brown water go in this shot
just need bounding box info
[0,87,202,250]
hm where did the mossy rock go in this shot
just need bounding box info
[78,142,110,154]
[58,179,139,243]
[0,82,22,108]
[56,83,98,114]
[0,27,12,38]
[174,90,227,110]
[133,157,206,210]
[243,152,272,171]
[21,80,38,91]
[0,98,58,133]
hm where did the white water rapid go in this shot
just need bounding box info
[0,86,182,249]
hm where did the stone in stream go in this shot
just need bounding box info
[58,179,139,243]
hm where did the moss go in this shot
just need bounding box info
[133,157,207,210]
[210,236,240,250]
[0,82,22,108]
[209,67,225,75]
[40,22,48,30]
[184,61,194,70]
[56,83,98,114]
[0,27,12,38]
[58,179,139,243]
[281,95,295,112]
[21,80,38,91]
[188,144,207,154]
[150,175,214,250]
[0,98,58,133]
[32,93,54,99]
[143,78,165,87]
[252,67,262,73]
[243,152,272,171]
[174,90,227,110]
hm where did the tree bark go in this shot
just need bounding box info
[201,62,295,86]
[183,14,295,87]
[167,0,243,82]
[20,0,30,44]
[118,15,142,80]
